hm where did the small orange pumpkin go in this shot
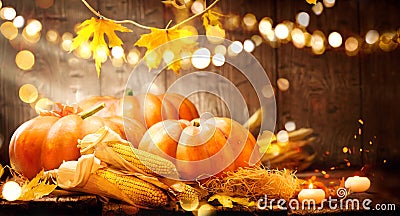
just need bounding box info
[138,117,261,180]
[78,93,199,128]
[8,103,145,179]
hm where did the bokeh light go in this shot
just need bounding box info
[61,39,72,52]
[243,13,257,30]
[365,30,379,45]
[277,78,290,91]
[328,31,342,48]
[2,181,21,201]
[212,53,225,67]
[76,41,91,59]
[291,28,305,48]
[13,15,25,28]
[323,0,335,8]
[35,98,54,114]
[46,29,59,43]
[0,21,18,40]
[162,49,175,64]
[25,19,42,36]
[251,35,263,46]
[191,0,204,14]
[22,27,41,44]
[228,41,243,56]
[127,48,140,65]
[259,17,273,35]
[345,37,359,56]
[206,25,225,44]
[191,47,211,69]
[198,204,216,216]
[111,46,124,59]
[0,7,16,20]
[243,39,255,52]
[111,57,124,67]
[312,2,324,15]
[261,85,275,98]
[214,44,226,55]
[277,130,289,143]
[180,198,199,211]
[296,12,310,27]
[285,121,296,132]
[16,50,35,70]
[311,30,326,54]
[19,84,38,103]
[275,23,289,40]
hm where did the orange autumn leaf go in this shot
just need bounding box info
[135,27,196,74]
[71,17,132,77]
[306,0,317,5]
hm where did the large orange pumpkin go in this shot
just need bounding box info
[9,103,145,179]
[138,117,261,180]
[78,93,199,128]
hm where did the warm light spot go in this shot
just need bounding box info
[243,39,255,52]
[181,58,192,70]
[61,39,72,52]
[358,119,364,125]
[304,32,312,47]
[346,161,351,167]
[180,198,199,211]
[383,159,387,164]
[342,146,349,153]
[25,19,42,36]
[285,121,296,132]
[1,7,16,20]
[365,30,379,44]
[345,37,359,53]
[0,21,18,40]
[251,35,263,46]
[225,14,240,30]
[35,0,54,9]
[267,144,280,157]
[296,12,310,27]
[379,32,398,52]
[191,0,204,14]
[312,2,324,15]
[259,17,273,35]
[35,98,54,114]
[243,13,257,29]
[111,57,124,67]
[206,25,225,44]
[328,32,342,48]
[214,44,226,55]
[162,50,174,64]
[96,45,108,63]
[62,32,73,41]
[127,48,140,65]
[308,183,314,189]
[291,28,305,48]
[277,130,289,143]
[22,27,41,44]
[111,46,124,59]
[311,30,326,54]
[2,181,21,201]
[212,53,225,67]
[228,41,243,56]
[360,148,363,152]
[19,84,38,103]
[323,0,335,8]
[46,29,59,43]
[369,141,372,145]
[191,48,211,69]
[277,78,290,91]
[321,170,327,175]
[275,23,289,40]
[16,50,35,70]
[261,85,274,98]
[0,0,2,9]
[76,41,91,59]
[198,204,216,216]
[358,128,362,135]
[13,15,25,28]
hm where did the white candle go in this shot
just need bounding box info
[345,176,370,192]
[298,184,326,204]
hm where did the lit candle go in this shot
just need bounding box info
[345,176,370,192]
[298,183,326,204]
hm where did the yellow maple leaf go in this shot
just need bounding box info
[202,10,223,28]
[135,27,196,74]
[18,170,57,201]
[306,0,317,5]
[202,10,226,44]
[71,17,132,77]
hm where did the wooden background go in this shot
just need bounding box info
[1,0,399,171]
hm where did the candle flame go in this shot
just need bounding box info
[308,183,314,189]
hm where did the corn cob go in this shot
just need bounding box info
[169,182,204,202]
[96,168,170,208]
[109,143,178,178]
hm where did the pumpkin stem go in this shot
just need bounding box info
[78,102,105,119]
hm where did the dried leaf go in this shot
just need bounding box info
[202,10,223,28]
[71,17,132,77]
[208,194,256,208]
[135,27,196,74]
[19,170,57,201]
[306,0,317,5]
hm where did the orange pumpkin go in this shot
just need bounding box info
[78,93,199,128]
[138,117,261,180]
[8,103,145,179]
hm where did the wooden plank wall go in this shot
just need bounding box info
[1,0,399,170]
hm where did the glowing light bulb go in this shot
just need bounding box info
[323,0,335,8]
[214,45,226,55]
[19,83,38,103]
[13,15,25,28]
[243,39,255,52]
[16,50,35,71]
[1,7,16,20]
[191,1,204,14]
[191,48,211,69]
[277,78,290,91]
[328,32,342,48]
[277,130,289,143]
[259,17,273,35]
[275,23,289,40]
[365,30,379,44]
[111,46,124,59]
[285,121,296,132]
[2,181,22,201]
[26,19,42,36]
[296,12,310,27]
[212,53,225,67]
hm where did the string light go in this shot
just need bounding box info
[2,181,22,201]
[251,35,263,46]
[25,19,42,36]
[345,37,359,56]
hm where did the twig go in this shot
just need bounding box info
[81,0,221,31]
